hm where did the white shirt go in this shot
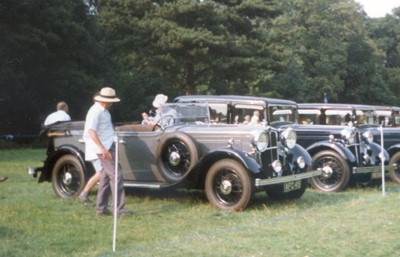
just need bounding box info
[44,110,71,126]
[83,102,115,161]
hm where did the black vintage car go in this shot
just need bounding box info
[29,102,320,211]
[298,103,400,183]
[175,96,391,192]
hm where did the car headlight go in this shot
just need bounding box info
[280,127,297,149]
[272,160,282,173]
[362,130,373,144]
[341,127,355,144]
[297,156,306,169]
[251,129,269,152]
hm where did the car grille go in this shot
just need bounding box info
[260,130,279,173]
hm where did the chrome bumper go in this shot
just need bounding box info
[255,169,322,187]
[352,163,398,175]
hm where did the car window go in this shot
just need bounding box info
[208,103,228,124]
[324,110,353,125]
[393,110,400,126]
[298,109,320,124]
[232,104,264,124]
[269,105,296,124]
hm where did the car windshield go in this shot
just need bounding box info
[160,103,210,125]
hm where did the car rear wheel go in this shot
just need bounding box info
[51,155,86,199]
[205,159,254,211]
[389,152,400,183]
[309,150,350,192]
[157,132,199,183]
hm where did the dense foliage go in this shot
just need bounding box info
[1,0,399,135]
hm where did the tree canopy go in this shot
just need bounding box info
[1,0,399,135]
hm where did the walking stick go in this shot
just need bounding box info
[113,136,119,252]
[379,125,386,196]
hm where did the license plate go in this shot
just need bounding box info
[283,180,302,192]
[371,172,382,179]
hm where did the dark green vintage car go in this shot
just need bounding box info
[298,103,400,184]
[175,95,392,193]
[30,102,320,211]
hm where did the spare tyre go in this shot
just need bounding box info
[156,132,199,183]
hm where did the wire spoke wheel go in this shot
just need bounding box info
[157,132,198,183]
[389,152,400,184]
[205,159,253,211]
[309,151,350,192]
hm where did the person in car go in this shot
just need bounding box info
[44,101,71,126]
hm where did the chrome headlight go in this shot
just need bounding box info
[272,160,282,173]
[251,129,269,152]
[297,156,306,169]
[341,127,355,144]
[362,130,373,144]
[280,128,297,149]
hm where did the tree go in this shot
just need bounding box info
[0,0,107,135]
[366,7,400,105]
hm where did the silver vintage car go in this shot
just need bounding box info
[30,102,320,211]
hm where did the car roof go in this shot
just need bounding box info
[298,103,355,110]
[174,95,297,106]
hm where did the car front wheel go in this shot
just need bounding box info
[51,154,86,198]
[309,150,350,192]
[205,159,254,211]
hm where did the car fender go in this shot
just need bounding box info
[306,141,356,163]
[39,144,89,183]
[196,147,261,175]
[286,144,312,166]
[387,144,400,157]
[368,142,389,162]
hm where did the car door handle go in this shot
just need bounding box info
[119,139,126,145]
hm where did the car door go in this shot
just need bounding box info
[117,129,165,182]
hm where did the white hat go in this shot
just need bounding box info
[152,94,168,108]
[94,87,120,103]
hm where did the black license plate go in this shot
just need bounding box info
[283,180,302,192]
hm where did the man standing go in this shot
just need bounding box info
[83,87,130,217]
[44,101,71,126]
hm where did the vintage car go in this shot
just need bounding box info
[175,95,391,192]
[29,102,321,211]
[298,103,400,183]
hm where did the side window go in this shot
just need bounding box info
[208,104,228,124]
[298,110,320,124]
[233,104,264,125]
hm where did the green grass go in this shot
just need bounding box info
[1,149,400,257]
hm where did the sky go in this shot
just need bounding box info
[356,0,399,18]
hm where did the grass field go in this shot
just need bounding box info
[1,148,400,257]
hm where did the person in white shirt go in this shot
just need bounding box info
[250,110,260,125]
[79,87,130,217]
[44,101,71,126]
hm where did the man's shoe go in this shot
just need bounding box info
[117,209,132,218]
[0,176,7,182]
[96,209,112,216]
[77,194,95,207]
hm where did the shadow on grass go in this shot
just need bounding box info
[124,186,364,212]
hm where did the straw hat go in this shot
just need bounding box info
[94,87,120,103]
[152,94,168,108]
